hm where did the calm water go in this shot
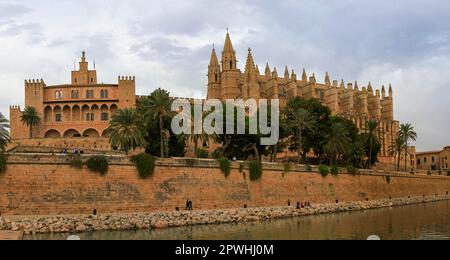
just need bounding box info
[25,200,450,240]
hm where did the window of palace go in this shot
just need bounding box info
[417,159,421,165]
[85,113,94,121]
[100,89,109,98]
[91,78,94,83]
[74,78,77,83]
[432,156,435,163]
[55,113,62,122]
[86,89,94,99]
[101,112,109,121]
[71,90,79,99]
[424,157,428,163]
[55,90,63,100]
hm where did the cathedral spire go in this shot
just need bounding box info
[302,68,308,82]
[272,67,278,78]
[244,48,256,74]
[221,31,237,71]
[265,63,271,78]
[284,66,290,79]
[368,82,373,93]
[382,85,386,98]
[354,81,359,91]
[389,83,393,97]
[209,46,219,66]
[255,65,260,75]
[291,69,297,81]
[325,72,331,85]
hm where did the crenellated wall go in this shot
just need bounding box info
[1,156,449,216]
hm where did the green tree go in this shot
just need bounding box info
[140,89,173,158]
[399,123,417,172]
[364,120,380,169]
[389,136,406,172]
[0,113,10,152]
[21,106,41,139]
[323,122,351,166]
[187,108,212,159]
[345,141,366,168]
[285,107,316,163]
[107,108,146,154]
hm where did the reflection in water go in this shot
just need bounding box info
[25,200,450,240]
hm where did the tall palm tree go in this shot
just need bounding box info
[286,108,316,163]
[399,123,417,172]
[187,107,212,158]
[345,141,366,168]
[0,113,10,152]
[107,108,146,154]
[389,136,406,172]
[21,107,41,139]
[142,88,172,158]
[364,120,380,169]
[323,122,351,166]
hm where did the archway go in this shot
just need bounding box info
[91,104,99,121]
[64,129,81,138]
[44,106,52,122]
[44,129,61,138]
[110,104,118,117]
[83,128,100,138]
[102,129,113,138]
[63,105,71,122]
[72,105,81,121]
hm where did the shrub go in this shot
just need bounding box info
[346,165,359,176]
[304,164,312,172]
[131,153,156,179]
[69,155,83,169]
[218,157,231,178]
[385,176,391,184]
[86,156,109,176]
[283,163,292,177]
[318,165,329,178]
[427,171,432,176]
[248,160,263,181]
[0,153,7,174]
[331,165,339,176]
[197,148,209,159]
[212,148,223,159]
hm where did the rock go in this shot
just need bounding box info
[154,220,168,229]
[75,224,87,232]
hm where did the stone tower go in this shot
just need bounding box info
[207,46,221,100]
[220,32,241,99]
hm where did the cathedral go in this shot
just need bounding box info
[207,32,399,163]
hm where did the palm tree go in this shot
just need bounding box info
[0,113,10,152]
[21,107,41,139]
[364,120,380,169]
[345,141,366,168]
[142,88,172,158]
[107,108,146,154]
[286,108,316,163]
[389,136,406,172]
[399,123,417,172]
[323,122,351,166]
[188,108,211,158]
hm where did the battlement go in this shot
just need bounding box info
[25,79,45,87]
[118,76,135,82]
[10,105,21,111]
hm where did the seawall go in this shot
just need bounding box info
[1,154,450,216]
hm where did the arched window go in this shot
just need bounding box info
[215,74,218,82]
[71,90,79,99]
[55,90,63,100]
[101,112,109,121]
[100,89,109,98]
[230,61,233,69]
[86,89,94,99]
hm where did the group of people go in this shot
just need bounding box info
[288,200,312,209]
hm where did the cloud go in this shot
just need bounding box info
[0,0,449,151]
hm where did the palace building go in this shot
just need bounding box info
[10,52,136,141]
[207,32,399,163]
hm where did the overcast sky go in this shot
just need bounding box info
[0,0,449,151]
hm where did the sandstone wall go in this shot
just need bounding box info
[1,156,449,216]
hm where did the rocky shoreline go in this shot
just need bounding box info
[1,195,449,235]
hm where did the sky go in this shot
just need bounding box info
[0,0,449,151]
